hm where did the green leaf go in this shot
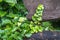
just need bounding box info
[9,3,16,7]
[2,19,12,25]
[0,11,7,17]
[37,17,42,21]
[17,36,23,40]
[18,17,27,22]
[25,33,32,37]
[0,30,5,34]
[0,0,2,2]
[42,22,51,27]
[12,27,18,32]
[6,12,18,18]
[15,4,22,10]
[4,0,17,6]
[5,0,17,3]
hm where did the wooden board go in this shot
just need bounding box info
[24,31,60,40]
[23,0,60,21]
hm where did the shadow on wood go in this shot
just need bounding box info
[23,0,60,21]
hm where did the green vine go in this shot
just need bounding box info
[0,0,54,40]
[32,4,44,22]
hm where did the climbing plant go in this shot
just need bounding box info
[0,0,44,40]
[0,0,59,40]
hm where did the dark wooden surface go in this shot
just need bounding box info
[23,0,60,21]
[24,31,60,40]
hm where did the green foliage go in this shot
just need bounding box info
[4,0,17,6]
[32,4,44,21]
[0,0,44,40]
[0,0,60,40]
[0,0,2,2]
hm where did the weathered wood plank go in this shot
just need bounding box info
[23,0,60,21]
[24,31,60,40]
